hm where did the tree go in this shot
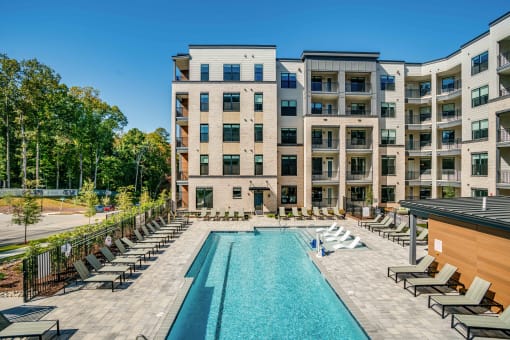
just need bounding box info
[116,185,134,213]
[79,179,98,224]
[12,191,42,244]
[443,186,456,198]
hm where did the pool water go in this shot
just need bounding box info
[167,229,368,339]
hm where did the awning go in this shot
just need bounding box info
[249,187,270,191]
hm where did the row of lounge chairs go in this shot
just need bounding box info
[360,214,428,247]
[198,208,247,221]
[388,255,508,338]
[280,207,345,220]
[316,223,362,250]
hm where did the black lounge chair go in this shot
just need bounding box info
[0,312,59,340]
[85,254,131,282]
[387,255,435,282]
[73,260,121,292]
[403,263,460,296]
[451,306,510,339]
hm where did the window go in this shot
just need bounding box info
[381,156,396,176]
[200,64,209,81]
[312,157,322,175]
[311,102,323,114]
[420,82,431,96]
[281,100,297,116]
[350,187,365,201]
[223,64,240,81]
[351,130,366,145]
[350,157,366,175]
[200,93,209,112]
[196,187,213,209]
[233,187,242,199]
[254,155,263,175]
[442,130,455,144]
[420,158,431,175]
[312,129,322,146]
[471,153,488,176]
[281,128,297,144]
[254,124,263,142]
[281,155,297,176]
[312,187,322,202]
[381,102,396,117]
[420,133,431,147]
[381,186,395,203]
[442,158,455,170]
[442,103,455,117]
[381,129,396,145]
[471,51,488,75]
[471,85,489,107]
[223,93,240,111]
[223,124,240,142]
[350,103,366,115]
[281,72,296,88]
[254,64,263,81]
[200,155,209,175]
[472,119,488,140]
[419,107,431,122]
[441,77,456,92]
[419,187,431,199]
[281,186,297,204]
[380,75,395,91]
[254,93,263,112]
[349,77,366,92]
[200,124,209,143]
[223,155,240,175]
[471,188,488,197]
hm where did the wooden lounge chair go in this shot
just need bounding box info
[85,254,131,282]
[428,276,494,318]
[73,260,121,292]
[387,254,435,282]
[398,228,429,247]
[377,221,407,237]
[332,207,345,219]
[0,312,60,340]
[312,207,322,219]
[101,246,141,269]
[278,207,287,220]
[333,236,361,250]
[451,305,510,340]
[114,239,149,262]
[321,208,334,219]
[301,207,312,220]
[404,263,459,296]
[292,207,302,220]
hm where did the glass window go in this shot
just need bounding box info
[200,155,209,176]
[200,64,209,81]
[442,103,455,117]
[200,93,209,112]
[223,93,240,111]
[312,157,322,175]
[472,85,489,107]
[381,129,396,145]
[254,124,263,142]
[471,51,488,75]
[254,64,263,81]
[420,133,431,147]
[311,102,323,114]
[200,124,209,143]
[419,187,431,199]
[380,75,395,91]
[312,129,322,146]
[254,93,263,112]
[254,155,263,176]
[471,188,488,197]
[381,102,396,118]
[281,72,296,88]
[223,64,240,81]
[350,103,366,115]
[381,186,395,203]
[350,187,366,201]
[311,76,322,91]
[281,155,297,176]
[441,77,455,91]
[312,187,322,202]
[381,156,396,176]
[419,106,431,122]
[471,153,488,176]
[442,130,455,144]
[233,187,242,199]
[442,158,455,170]
[223,124,240,142]
[223,155,240,175]
[472,119,489,140]
[281,186,297,204]
[419,82,431,96]
[351,130,366,145]
[196,187,213,209]
[281,128,297,144]
[281,100,297,116]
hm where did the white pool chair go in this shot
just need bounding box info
[316,222,337,233]
[326,230,350,242]
[333,236,361,250]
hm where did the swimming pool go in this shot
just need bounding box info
[167,229,368,339]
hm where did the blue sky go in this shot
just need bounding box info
[1,1,509,134]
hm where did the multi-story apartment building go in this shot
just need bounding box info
[171,12,510,214]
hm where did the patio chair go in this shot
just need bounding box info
[158,216,184,229]
[321,208,334,219]
[198,208,207,219]
[206,208,216,221]
[73,259,121,292]
[388,229,410,242]
[278,207,287,220]
[114,239,150,262]
[239,208,247,220]
[101,246,141,269]
[120,237,158,254]
[362,215,390,229]
[428,276,493,318]
[451,306,510,340]
[0,311,60,340]
[403,263,459,296]
[359,213,383,227]
[301,207,312,220]
[325,228,347,242]
[332,207,345,219]
[292,207,302,220]
[134,229,166,247]
[316,222,337,233]
[228,208,237,220]
[398,228,429,247]
[143,224,173,241]
[312,207,322,219]
[217,209,226,221]
[85,254,131,282]
[368,217,393,231]
[377,221,407,237]
[387,254,435,282]
[333,236,361,250]
[152,220,179,233]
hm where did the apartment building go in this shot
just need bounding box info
[171,12,510,214]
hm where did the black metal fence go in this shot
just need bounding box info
[22,201,171,302]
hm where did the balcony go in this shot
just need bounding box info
[311,139,339,150]
[175,107,188,126]
[437,109,462,128]
[498,51,510,74]
[406,141,432,156]
[497,170,510,188]
[437,138,462,156]
[345,138,373,151]
[311,81,339,93]
[175,137,188,153]
[405,89,432,104]
[176,171,188,185]
[406,112,432,130]
[497,128,510,146]
[344,108,374,116]
[312,171,339,182]
[345,82,371,98]
[500,87,510,97]
[311,197,338,208]
[346,171,372,183]
[406,171,432,186]
[309,107,339,116]
[437,169,461,187]
[436,80,462,101]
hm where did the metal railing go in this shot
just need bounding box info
[438,138,462,150]
[438,169,461,181]
[312,171,339,181]
[498,170,510,184]
[406,171,432,180]
[312,197,338,208]
[345,108,373,116]
[500,87,510,97]
[311,139,339,149]
[437,80,462,94]
[346,139,373,149]
[498,128,510,142]
[405,89,431,98]
[176,107,185,117]
[345,82,371,93]
[310,108,339,115]
[439,109,462,122]
[175,137,188,148]
[311,82,338,92]
[344,199,375,218]
[499,51,510,68]
[406,141,432,151]
[406,113,431,124]
[346,171,372,181]
[176,171,188,181]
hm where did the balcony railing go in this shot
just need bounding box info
[438,138,462,150]
[405,89,431,98]
[311,82,338,92]
[176,171,188,181]
[345,108,373,116]
[175,137,188,148]
[498,128,510,143]
[499,51,510,68]
[438,169,461,181]
[500,87,510,97]
[311,139,339,149]
[310,108,339,115]
[406,171,431,180]
[406,113,431,124]
[312,197,338,208]
[176,107,185,117]
[312,171,339,181]
[345,82,371,93]
[346,139,373,149]
[346,171,372,181]
[439,109,462,122]
[405,195,418,200]
[437,80,462,95]
[406,141,432,151]
[498,170,510,184]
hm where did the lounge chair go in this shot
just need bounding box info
[301,207,312,220]
[146,223,175,239]
[325,228,348,242]
[85,254,131,282]
[198,208,207,219]
[0,312,60,339]
[312,207,322,219]
[451,306,510,340]
[158,216,184,230]
[333,236,361,250]
[359,213,383,227]
[101,246,141,269]
[377,221,407,237]
[206,208,217,221]
[332,207,345,219]
[239,208,247,220]
[387,254,435,282]
[120,237,158,254]
[73,259,121,292]
[114,239,150,261]
[217,209,226,221]
[403,263,458,296]
[292,207,302,220]
[368,217,393,231]
[321,208,334,219]
[388,229,410,242]
[228,208,237,220]
[278,207,287,220]
[316,222,337,233]
[134,229,166,247]
[398,229,429,247]
[362,215,390,229]
[428,276,493,318]
[152,220,179,233]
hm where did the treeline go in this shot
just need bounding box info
[0,54,171,196]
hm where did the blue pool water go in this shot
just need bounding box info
[167,229,368,339]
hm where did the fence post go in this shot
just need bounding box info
[22,259,28,302]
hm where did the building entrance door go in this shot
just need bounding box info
[254,191,263,214]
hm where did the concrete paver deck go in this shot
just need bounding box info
[1,216,467,339]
